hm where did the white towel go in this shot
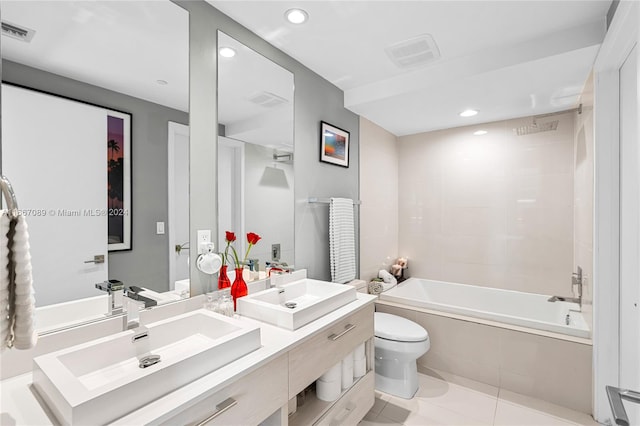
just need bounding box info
[0,212,11,351]
[368,281,383,295]
[11,215,37,350]
[378,269,397,291]
[1,212,37,351]
[329,198,356,284]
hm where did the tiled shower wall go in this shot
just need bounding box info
[397,112,575,297]
[359,117,399,281]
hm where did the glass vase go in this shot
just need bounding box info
[231,267,248,310]
[218,265,231,289]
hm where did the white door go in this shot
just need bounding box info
[2,84,108,306]
[168,122,190,288]
[619,43,640,424]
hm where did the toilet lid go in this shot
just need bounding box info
[374,312,428,342]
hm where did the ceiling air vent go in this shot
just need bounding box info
[385,34,440,69]
[248,91,288,108]
[1,21,36,43]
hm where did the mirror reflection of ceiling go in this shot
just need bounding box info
[1,1,188,112]
[218,32,294,152]
[208,0,610,135]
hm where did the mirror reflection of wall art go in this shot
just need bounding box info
[107,112,132,251]
[320,121,350,168]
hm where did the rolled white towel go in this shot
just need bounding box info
[368,281,383,295]
[378,269,397,291]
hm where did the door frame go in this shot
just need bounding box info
[168,121,190,289]
[593,1,639,422]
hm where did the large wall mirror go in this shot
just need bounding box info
[0,1,189,332]
[217,31,294,277]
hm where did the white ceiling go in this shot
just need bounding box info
[1,1,612,137]
[208,0,611,135]
[1,1,189,112]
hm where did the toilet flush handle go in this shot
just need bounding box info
[328,324,356,341]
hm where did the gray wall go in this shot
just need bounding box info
[175,1,360,292]
[2,60,189,292]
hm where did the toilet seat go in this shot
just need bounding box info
[374,312,428,342]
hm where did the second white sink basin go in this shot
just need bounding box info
[237,278,357,330]
[32,309,261,425]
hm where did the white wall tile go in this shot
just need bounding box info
[398,114,576,297]
[359,117,399,281]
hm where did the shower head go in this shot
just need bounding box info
[513,117,559,136]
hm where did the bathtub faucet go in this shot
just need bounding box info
[571,266,583,304]
[548,266,583,309]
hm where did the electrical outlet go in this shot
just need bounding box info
[197,230,212,254]
[272,243,281,261]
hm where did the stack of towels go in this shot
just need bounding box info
[316,343,367,402]
[1,212,36,351]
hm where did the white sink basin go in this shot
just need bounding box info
[237,278,357,330]
[32,309,261,425]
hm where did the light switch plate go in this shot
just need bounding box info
[156,222,165,235]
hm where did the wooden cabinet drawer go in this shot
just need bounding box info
[288,304,374,398]
[316,371,374,426]
[160,354,288,426]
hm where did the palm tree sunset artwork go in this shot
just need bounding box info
[108,115,125,244]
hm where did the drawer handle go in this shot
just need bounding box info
[330,402,355,426]
[328,324,356,341]
[195,397,238,426]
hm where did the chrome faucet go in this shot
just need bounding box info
[548,266,583,309]
[572,266,583,304]
[241,258,259,271]
[95,280,124,315]
[124,294,148,341]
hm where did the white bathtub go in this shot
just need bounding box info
[379,278,590,339]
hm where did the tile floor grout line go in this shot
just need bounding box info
[493,386,503,425]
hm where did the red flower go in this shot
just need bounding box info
[247,232,261,245]
[225,231,236,243]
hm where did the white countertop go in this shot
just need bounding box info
[0,293,376,425]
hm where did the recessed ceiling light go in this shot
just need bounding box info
[156,79,168,86]
[285,8,308,24]
[218,47,236,58]
[473,130,488,136]
[459,109,479,117]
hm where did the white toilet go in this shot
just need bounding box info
[374,312,430,399]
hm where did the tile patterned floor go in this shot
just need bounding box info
[359,371,599,426]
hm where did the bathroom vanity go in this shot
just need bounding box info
[0,292,376,425]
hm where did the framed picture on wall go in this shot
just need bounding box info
[107,111,132,252]
[319,121,350,168]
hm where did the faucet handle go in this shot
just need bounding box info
[95,279,124,293]
[572,266,583,279]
